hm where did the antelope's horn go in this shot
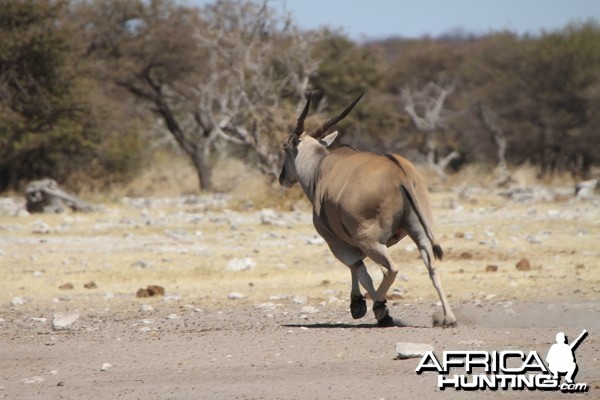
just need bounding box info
[310,92,364,139]
[292,93,311,136]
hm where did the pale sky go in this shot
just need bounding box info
[185,0,600,40]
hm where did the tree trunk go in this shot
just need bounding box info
[424,131,436,166]
[190,148,213,192]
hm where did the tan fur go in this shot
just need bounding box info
[279,97,456,326]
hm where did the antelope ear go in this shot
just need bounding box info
[319,131,339,148]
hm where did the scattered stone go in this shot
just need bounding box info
[30,317,47,323]
[388,290,404,300]
[33,271,43,278]
[292,295,308,305]
[260,209,285,226]
[166,314,180,320]
[83,281,97,289]
[32,221,51,234]
[11,296,26,306]
[300,305,319,314]
[460,252,473,260]
[100,363,112,372]
[457,339,485,346]
[52,310,80,331]
[136,285,165,298]
[516,258,531,271]
[575,264,585,270]
[499,186,555,203]
[575,179,597,199]
[162,294,181,302]
[21,376,45,384]
[485,265,499,272]
[307,236,325,245]
[227,257,256,272]
[228,292,246,300]
[526,235,542,244]
[59,282,74,290]
[131,260,152,269]
[395,342,434,359]
[57,381,65,387]
[140,304,154,312]
[454,232,465,238]
[104,292,115,300]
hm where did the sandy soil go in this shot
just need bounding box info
[0,190,599,399]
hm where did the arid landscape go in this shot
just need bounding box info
[1,184,599,399]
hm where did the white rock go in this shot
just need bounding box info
[21,376,44,384]
[32,221,51,234]
[140,304,154,312]
[260,209,284,226]
[166,314,180,320]
[300,306,319,314]
[307,236,325,245]
[228,292,246,300]
[227,257,256,272]
[11,296,26,306]
[257,302,278,310]
[547,209,560,218]
[52,310,80,331]
[526,235,542,244]
[30,317,47,323]
[100,363,112,371]
[575,179,597,199]
[395,342,434,359]
[162,294,181,302]
[292,295,308,305]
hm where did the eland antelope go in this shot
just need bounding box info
[279,93,456,327]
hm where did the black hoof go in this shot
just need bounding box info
[377,313,395,327]
[350,295,367,319]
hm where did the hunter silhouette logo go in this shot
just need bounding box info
[415,330,589,393]
[546,330,588,385]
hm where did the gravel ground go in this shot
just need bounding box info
[1,191,598,399]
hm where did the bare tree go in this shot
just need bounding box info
[400,82,459,178]
[474,101,513,185]
[184,0,320,181]
[80,0,318,191]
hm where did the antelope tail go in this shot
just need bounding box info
[401,185,443,261]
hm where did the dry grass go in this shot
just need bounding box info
[2,156,598,310]
[1,179,598,312]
